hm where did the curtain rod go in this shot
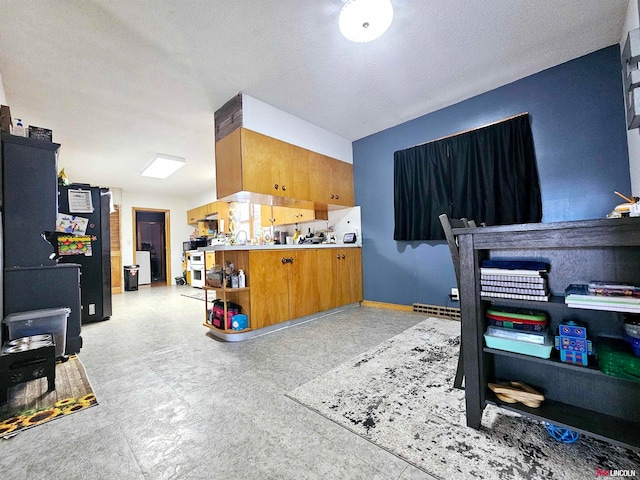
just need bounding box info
[410,112,529,148]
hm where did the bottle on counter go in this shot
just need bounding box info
[238,269,245,288]
[12,118,25,137]
[292,228,300,243]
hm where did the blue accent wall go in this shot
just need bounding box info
[353,45,630,306]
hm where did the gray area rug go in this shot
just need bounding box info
[180,289,215,302]
[287,318,640,479]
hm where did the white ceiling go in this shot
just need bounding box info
[0,0,629,199]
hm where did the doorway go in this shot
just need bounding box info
[132,208,172,286]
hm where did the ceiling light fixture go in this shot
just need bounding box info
[339,0,394,43]
[141,153,186,179]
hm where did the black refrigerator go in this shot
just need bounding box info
[1,133,82,354]
[57,184,112,323]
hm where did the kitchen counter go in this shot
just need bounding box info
[199,243,363,341]
[199,243,361,252]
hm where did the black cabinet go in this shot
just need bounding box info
[456,217,640,449]
[1,133,58,267]
[1,133,82,354]
[4,264,82,355]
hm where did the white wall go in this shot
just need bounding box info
[0,72,6,105]
[242,93,353,164]
[119,191,193,285]
[624,0,640,195]
[186,190,217,210]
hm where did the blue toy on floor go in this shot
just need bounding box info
[555,320,593,366]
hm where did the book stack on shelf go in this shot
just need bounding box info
[480,260,550,302]
[565,282,640,313]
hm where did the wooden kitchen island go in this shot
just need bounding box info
[198,244,363,341]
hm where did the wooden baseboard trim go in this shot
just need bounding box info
[360,300,414,312]
[112,287,122,295]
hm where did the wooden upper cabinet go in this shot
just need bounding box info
[308,151,354,207]
[187,201,228,228]
[243,129,309,200]
[215,127,353,206]
[215,128,310,201]
[261,205,320,227]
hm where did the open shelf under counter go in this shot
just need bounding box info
[484,390,640,449]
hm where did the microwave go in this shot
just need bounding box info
[183,238,207,252]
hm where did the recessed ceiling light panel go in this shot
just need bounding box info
[339,0,394,43]
[141,153,186,179]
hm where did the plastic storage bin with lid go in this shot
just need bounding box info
[3,307,71,358]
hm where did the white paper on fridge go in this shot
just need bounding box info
[67,189,94,213]
[56,213,89,235]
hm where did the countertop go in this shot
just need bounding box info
[199,243,361,252]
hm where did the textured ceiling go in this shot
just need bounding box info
[0,0,628,198]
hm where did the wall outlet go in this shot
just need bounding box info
[450,288,459,301]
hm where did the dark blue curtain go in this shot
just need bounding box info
[394,114,542,241]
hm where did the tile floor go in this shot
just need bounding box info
[0,286,441,480]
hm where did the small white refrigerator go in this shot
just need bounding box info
[135,251,152,285]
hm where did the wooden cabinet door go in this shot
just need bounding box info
[215,128,243,199]
[315,249,338,311]
[344,248,363,303]
[280,145,310,200]
[287,250,320,319]
[249,250,289,329]
[333,160,355,206]
[242,129,286,197]
[308,153,355,206]
[334,248,363,306]
[308,151,334,204]
[187,207,199,225]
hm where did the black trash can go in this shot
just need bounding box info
[124,265,140,291]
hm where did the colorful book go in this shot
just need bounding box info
[565,284,640,304]
[587,281,640,298]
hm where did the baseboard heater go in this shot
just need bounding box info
[412,303,461,320]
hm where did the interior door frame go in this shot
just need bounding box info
[132,207,172,286]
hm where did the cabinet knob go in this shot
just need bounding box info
[282,185,287,191]
[330,194,335,199]
[281,257,287,264]
[335,194,340,200]
[341,254,346,259]
[274,184,279,190]
[336,255,341,259]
